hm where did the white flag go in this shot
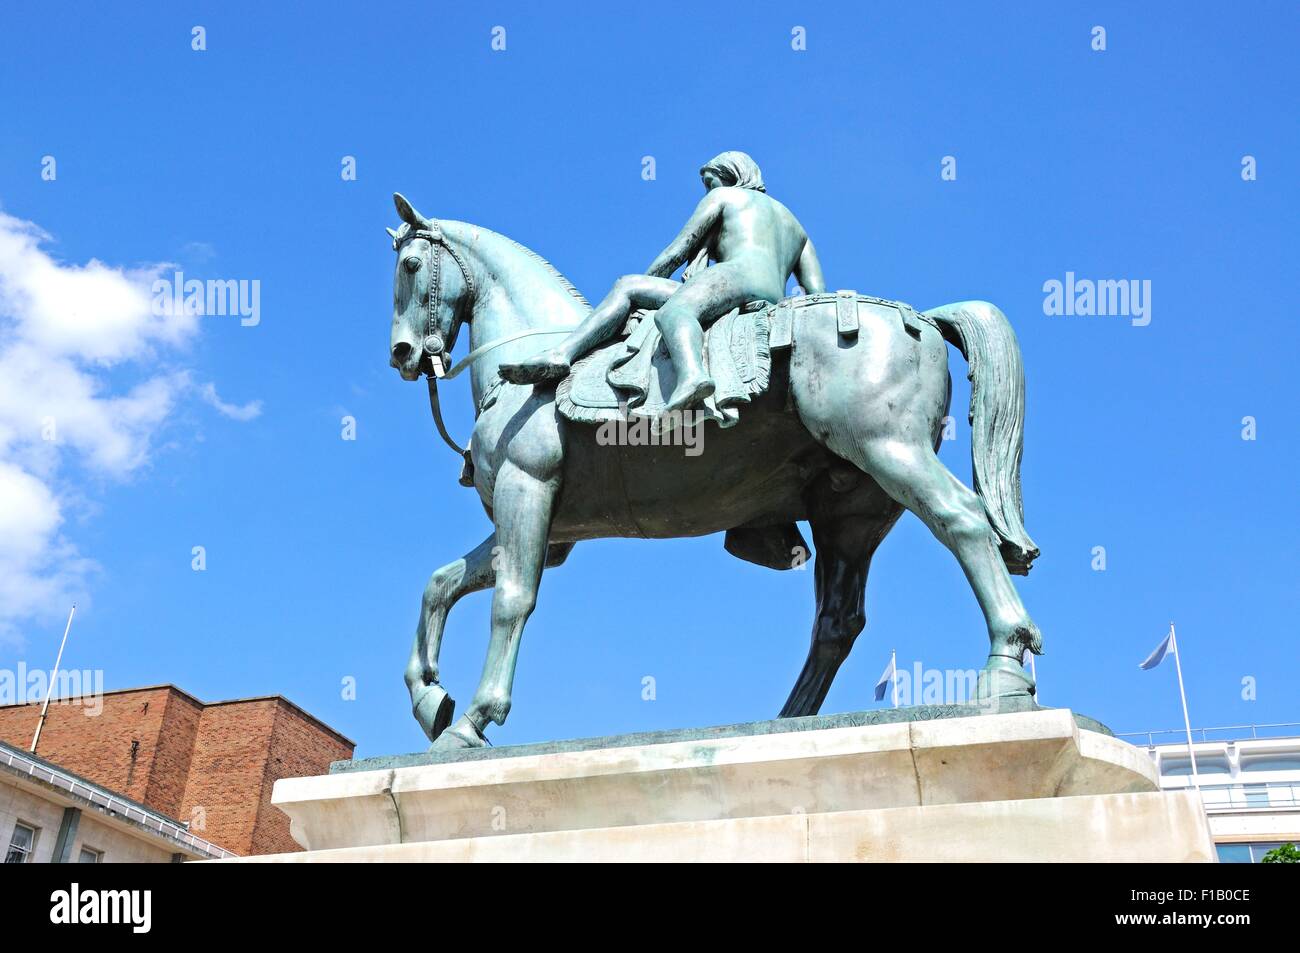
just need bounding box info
[1140,627,1174,670]
[874,655,896,701]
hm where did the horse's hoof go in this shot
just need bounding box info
[976,654,1037,712]
[412,682,455,742]
[428,714,489,752]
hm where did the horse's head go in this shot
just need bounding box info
[388,193,475,381]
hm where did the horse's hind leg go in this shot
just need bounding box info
[847,439,1040,699]
[780,485,902,718]
[406,536,574,742]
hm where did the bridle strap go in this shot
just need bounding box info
[426,326,571,484]
[401,222,475,358]
[440,327,571,382]
[400,220,568,480]
[426,373,469,460]
[395,221,477,467]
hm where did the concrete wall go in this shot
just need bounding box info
[71,812,177,863]
[1209,812,1300,843]
[0,777,67,863]
[0,779,175,864]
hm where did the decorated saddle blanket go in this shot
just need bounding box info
[555,291,936,429]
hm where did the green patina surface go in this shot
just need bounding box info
[331,705,1112,774]
[389,149,1047,754]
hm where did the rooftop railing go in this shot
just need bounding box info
[1195,781,1300,813]
[0,745,236,860]
[1116,722,1300,747]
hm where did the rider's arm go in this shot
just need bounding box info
[794,238,826,295]
[645,193,723,278]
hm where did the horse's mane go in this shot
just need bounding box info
[400,217,591,311]
[493,231,591,310]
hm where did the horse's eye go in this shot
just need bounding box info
[404,256,421,272]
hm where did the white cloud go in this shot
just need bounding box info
[199,382,262,421]
[0,463,95,634]
[0,212,197,363]
[0,209,240,646]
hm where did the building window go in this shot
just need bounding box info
[5,822,37,864]
[1215,843,1251,863]
[77,846,103,864]
[1159,755,1230,776]
[1243,783,1270,808]
[1240,755,1300,773]
[1216,841,1290,863]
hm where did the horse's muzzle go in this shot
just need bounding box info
[391,341,423,381]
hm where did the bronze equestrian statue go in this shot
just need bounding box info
[387,152,1040,751]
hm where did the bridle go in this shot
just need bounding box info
[394,217,573,481]
[395,221,476,462]
[397,220,476,380]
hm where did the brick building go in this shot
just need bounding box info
[0,685,353,858]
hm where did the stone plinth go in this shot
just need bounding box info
[225,708,1216,863]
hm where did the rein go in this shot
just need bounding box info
[396,221,475,463]
[424,327,570,468]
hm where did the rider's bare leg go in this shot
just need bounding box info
[499,275,679,385]
[656,263,753,413]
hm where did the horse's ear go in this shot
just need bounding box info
[386,227,399,242]
[394,193,428,227]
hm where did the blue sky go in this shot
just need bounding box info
[0,2,1295,759]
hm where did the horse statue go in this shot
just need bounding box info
[386,193,1042,751]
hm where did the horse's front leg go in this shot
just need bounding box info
[405,533,497,741]
[434,461,559,750]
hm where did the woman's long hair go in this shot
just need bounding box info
[700,151,765,192]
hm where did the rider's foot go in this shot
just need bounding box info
[663,374,715,415]
[499,350,571,385]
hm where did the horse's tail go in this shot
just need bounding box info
[925,300,1039,575]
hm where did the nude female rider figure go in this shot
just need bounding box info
[499,150,827,413]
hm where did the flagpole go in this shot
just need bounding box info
[891,649,898,709]
[31,604,76,754]
[1169,622,1200,790]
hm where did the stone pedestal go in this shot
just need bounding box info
[226,708,1216,863]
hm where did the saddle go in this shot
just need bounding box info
[555,291,937,428]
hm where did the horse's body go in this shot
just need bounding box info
[388,199,1042,750]
[486,363,830,540]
